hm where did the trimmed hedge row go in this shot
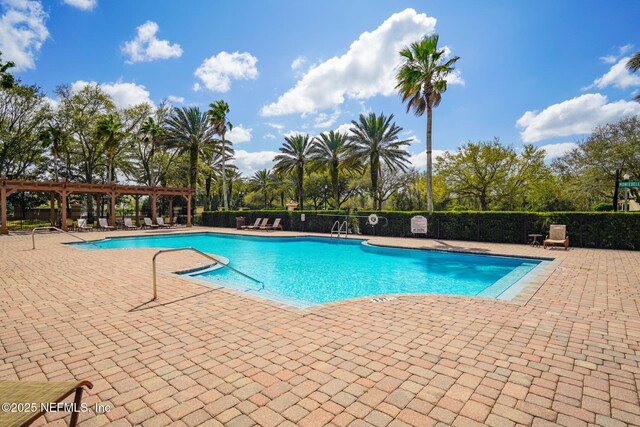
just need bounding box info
[202,210,640,250]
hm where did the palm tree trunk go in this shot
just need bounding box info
[370,156,379,210]
[298,166,304,210]
[331,167,339,210]
[426,106,434,211]
[189,146,198,210]
[221,139,229,210]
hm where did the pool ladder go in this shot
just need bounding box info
[331,220,348,238]
[152,247,263,299]
[31,226,100,249]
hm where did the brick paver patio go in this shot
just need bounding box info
[1,227,639,426]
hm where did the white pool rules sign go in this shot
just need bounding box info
[411,215,428,234]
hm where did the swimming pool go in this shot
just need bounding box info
[76,233,546,308]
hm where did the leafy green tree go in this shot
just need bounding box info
[310,131,358,209]
[96,113,125,183]
[249,169,273,208]
[0,52,15,89]
[274,134,312,209]
[348,113,411,210]
[553,116,640,210]
[0,84,50,179]
[396,34,460,211]
[436,138,548,210]
[164,107,216,197]
[207,100,233,210]
[628,52,640,101]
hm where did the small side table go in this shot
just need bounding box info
[528,234,542,247]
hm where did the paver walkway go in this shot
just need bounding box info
[0,228,639,426]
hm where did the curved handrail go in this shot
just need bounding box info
[152,247,263,299]
[31,226,100,250]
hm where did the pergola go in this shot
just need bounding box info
[0,178,193,234]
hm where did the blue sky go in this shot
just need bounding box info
[2,0,640,175]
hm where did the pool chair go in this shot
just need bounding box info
[543,224,569,250]
[251,218,269,230]
[261,218,283,231]
[143,217,159,229]
[123,217,138,230]
[76,218,93,231]
[241,218,262,230]
[97,218,115,231]
[0,379,93,427]
[156,217,171,228]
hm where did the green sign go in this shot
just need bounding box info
[619,181,640,188]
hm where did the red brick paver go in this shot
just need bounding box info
[1,227,639,426]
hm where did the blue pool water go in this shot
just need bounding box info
[77,233,543,308]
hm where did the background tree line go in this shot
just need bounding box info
[1,48,639,214]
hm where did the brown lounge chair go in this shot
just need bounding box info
[248,218,268,230]
[241,218,262,230]
[543,224,569,250]
[261,217,283,231]
[0,380,93,427]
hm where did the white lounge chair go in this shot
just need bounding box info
[76,218,93,231]
[143,217,159,229]
[251,218,269,230]
[156,217,171,228]
[261,218,283,231]
[241,218,262,230]
[98,218,115,230]
[123,218,138,230]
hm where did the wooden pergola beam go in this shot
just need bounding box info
[0,178,193,234]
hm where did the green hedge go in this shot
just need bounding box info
[202,210,640,250]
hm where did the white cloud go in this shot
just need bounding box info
[63,0,96,10]
[587,57,640,90]
[234,149,278,175]
[71,80,153,109]
[0,0,48,71]
[264,133,276,140]
[334,122,354,135]
[167,95,184,104]
[260,8,443,116]
[226,125,252,143]
[600,44,634,64]
[313,111,340,128]
[283,130,306,139]
[517,93,640,142]
[122,21,182,63]
[538,142,579,161]
[291,56,306,71]
[194,51,258,92]
[409,150,447,170]
[266,122,284,131]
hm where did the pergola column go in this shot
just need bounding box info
[110,192,116,227]
[167,197,174,224]
[49,192,56,226]
[0,186,8,234]
[134,195,140,227]
[60,191,68,231]
[186,195,192,227]
[151,193,157,222]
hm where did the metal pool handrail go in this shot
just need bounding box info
[31,226,99,250]
[152,247,263,299]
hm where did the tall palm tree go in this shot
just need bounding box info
[249,169,273,208]
[396,34,460,211]
[348,113,411,210]
[164,107,216,198]
[310,131,355,208]
[628,52,640,101]
[274,134,312,209]
[207,100,233,210]
[96,113,125,183]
